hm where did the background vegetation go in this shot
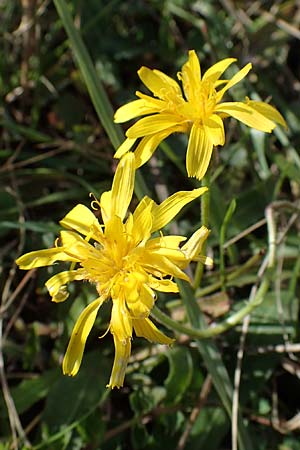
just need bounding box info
[1,0,300,449]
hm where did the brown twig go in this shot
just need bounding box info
[176,375,212,450]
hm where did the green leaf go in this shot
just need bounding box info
[164,346,193,405]
[250,129,270,179]
[130,386,166,416]
[189,407,228,450]
[1,370,59,416]
[275,154,300,183]
[42,350,110,433]
[53,0,123,151]
[53,0,149,200]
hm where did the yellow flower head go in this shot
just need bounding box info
[16,153,211,388]
[114,50,286,180]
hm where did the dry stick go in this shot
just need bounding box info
[231,201,300,450]
[0,269,35,316]
[231,249,269,450]
[0,145,72,174]
[3,289,31,340]
[223,217,267,249]
[176,375,212,450]
[275,254,295,360]
[253,343,300,354]
[0,175,31,448]
[0,320,31,449]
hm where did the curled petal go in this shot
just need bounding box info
[126,283,155,318]
[180,226,210,262]
[138,66,182,98]
[45,269,86,302]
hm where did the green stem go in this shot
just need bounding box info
[166,252,263,310]
[220,199,236,291]
[194,173,210,289]
[151,273,271,339]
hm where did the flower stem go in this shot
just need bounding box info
[151,271,271,339]
[193,173,210,289]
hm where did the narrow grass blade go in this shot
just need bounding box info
[177,279,254,450]
[53,0,149,198]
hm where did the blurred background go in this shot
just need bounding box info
[1,1,300,449]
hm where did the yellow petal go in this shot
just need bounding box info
[104,216,127,260]
[151,186,208,232]
[202,58,236,84]
[114,99,154,123]
[131,199,153,245]
[216,63,252,101]
[203,114,225,146]
[134,129,174,168]
[148,277,179,293]
[215,102,276,132]
[180,50,201,100]
[100,190,112,224]
[16,247,75,270]
[114,137,137,159]
[59,204,100,237]
[110,297,133,340]
[111,153,135,221]
[146,235,186,250]
[126,114,185,138]
[136,91,167,109]
[186,124,213,179]
[150,246,185,261]
[63,296,105,376]
[245,99,287,128]
[60,230,94,260]
[126,283,155,318]
[145,253,190,281]
[133,317,174,345]
[138,66,182,98]
[180,226,210,262]
[107,334,131,389]
[45,269,86,302]
[133,196,153,224]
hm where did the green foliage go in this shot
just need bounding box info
[1,0,300,449]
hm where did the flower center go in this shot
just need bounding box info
[161,80,217,124]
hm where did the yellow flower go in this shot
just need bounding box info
[16,153,211,388]
[114,50,286,180]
